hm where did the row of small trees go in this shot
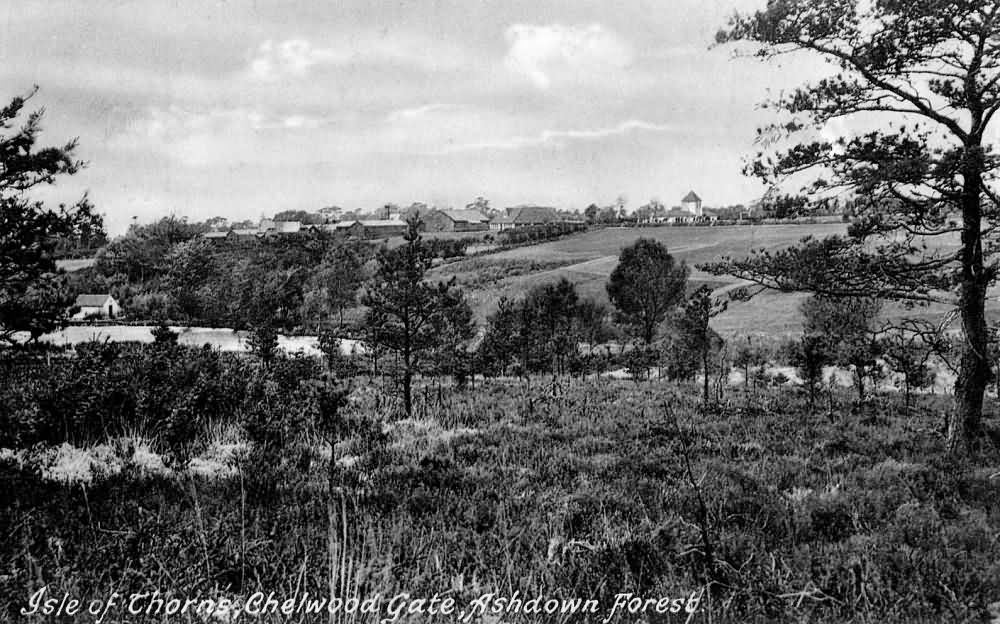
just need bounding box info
[791,296,944,413]
[354,221,967,419]
[355,229,733,415]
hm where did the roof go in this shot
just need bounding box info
[682,190,702,203]
[309,223,343,231]
[202,231,229,238]
[229,228,259,236]
[495,205,560,224]
[665,208,696,217]
[75,294,113,307]
[438,209,488,223]
[274,221,301,233]
[331,220,363,229]
[359,219,407,227]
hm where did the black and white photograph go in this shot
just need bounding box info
[3,0,1000,622]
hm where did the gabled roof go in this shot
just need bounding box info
[202,230,229,238]
[439,209,488,223]
[229,228,260,236]
[331,220,363,229]
[75,294,113,307]
[495,205,560,224]
[681,190,702,203]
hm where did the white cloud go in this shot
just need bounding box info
[444,119,673,152]
[503,23,634,89]
[248,35,470,81]
[384,103,456,123]
[113,106,336,167]
[250,39,321,80]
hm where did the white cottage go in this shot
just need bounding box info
[72,294,121,320]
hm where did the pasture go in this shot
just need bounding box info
[430,224,1000,336]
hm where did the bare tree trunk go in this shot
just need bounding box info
[402,368,413,418]
[950,282,989,453]
[702,347,710,407]
[949,162,990,454]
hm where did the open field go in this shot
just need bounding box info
[55,258,97,272]
[429,224,1000,336]
[428,224,850,331]
[3,370,999,623]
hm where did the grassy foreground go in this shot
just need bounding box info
[3,377,1000,623]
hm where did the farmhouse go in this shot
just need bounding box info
[327,220,366,238]
[227,228,260,243]
[489,205,562,231]
[359,219,408,238]
[664,207,697,224]
[662,191,720,224]
[424,209,490,232]
[72,294,121,320]
[259,220,303,236]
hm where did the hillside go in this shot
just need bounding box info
[429,223,838,333]
[429,223,1000,337]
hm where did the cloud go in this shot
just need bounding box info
[384,103,457,123]
[112,106,337,166]
[444,119,673,152]
[503,23,634,89]
[248,35,470,81]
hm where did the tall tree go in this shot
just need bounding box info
[607,238,689,343]
[674,285,727,407]
[0,88,101,346]
[161,237,216,320]
[477,280,597,377]
[710,1,1000,453]
[314,242,368,327]
[361,217,474,417]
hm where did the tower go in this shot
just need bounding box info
[681,190,702,216]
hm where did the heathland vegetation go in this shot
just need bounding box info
[9,1,1000,621]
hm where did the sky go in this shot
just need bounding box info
[0,0,833,234]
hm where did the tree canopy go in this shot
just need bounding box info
[361,217,474,416]
[607,238,689,344]
[0,88,102,345]
[708,0,1000,452]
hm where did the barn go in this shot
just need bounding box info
[359,219,408,239]
[424,209,490,232]
[489,206,562,231]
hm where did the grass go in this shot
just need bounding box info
[425,224,845,328]
[4,376,1000,623]
[423,224,1000,335]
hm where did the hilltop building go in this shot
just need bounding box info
[425,209,490,232]
[489,205,562,231]
[681,190,703,216]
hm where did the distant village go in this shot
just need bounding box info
[199,201,587,243]
[67,188,850,321]
[194,190,831,243]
